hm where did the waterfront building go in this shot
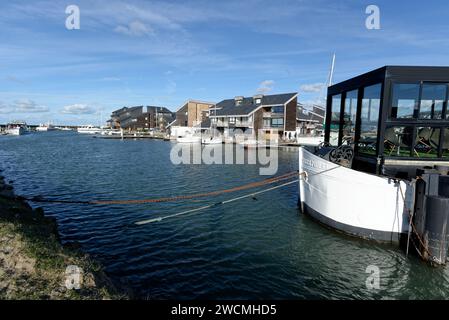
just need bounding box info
[108,106,175,131]
[209,93,298,141]
[167,100,215,138]
[288,104,326,141]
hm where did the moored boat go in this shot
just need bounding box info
[36,123,57,132]
[6,122,28,136]
[201,136,223,144]
[77,125,102,134]
[299,66,449,265]
[177,134,201,143]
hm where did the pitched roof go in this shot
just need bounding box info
[213,93,297,116]
[297,105,325,123]
[146,106,173,114]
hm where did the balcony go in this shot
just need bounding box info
[235,120,250,127]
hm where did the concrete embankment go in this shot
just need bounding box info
[0,172,127,299]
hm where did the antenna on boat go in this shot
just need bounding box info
[327,53,336,87]
[316,53,336,109]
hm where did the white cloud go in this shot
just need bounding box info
[300,83,325,93]
[0,102,12,114]
[257,80,275,94]
[13,99,49,113]
[114,20,154,37]
[61,104,96,115]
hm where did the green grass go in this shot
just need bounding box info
[0,195,127,300]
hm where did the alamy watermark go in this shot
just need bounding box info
[65,265,83,290]
[365,265,380,290]
[365,5,381,30]
[65,5,80,30]
[170,129,279,176]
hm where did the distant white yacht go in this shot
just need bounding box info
[6,121,28,136]
[36,122,57,132]
[77,125,102,134]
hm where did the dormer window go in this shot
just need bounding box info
[253,94,263,105]
[235,96,244,106]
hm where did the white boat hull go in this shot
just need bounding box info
[202,137,223,144]
[298,147,412,242]
[77,128,102,134]
[177,136,201,143]
[6,127,24,136]
[36,127,56,132]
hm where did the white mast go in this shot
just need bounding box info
[327,53,336,87]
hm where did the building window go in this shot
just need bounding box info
[390,83,420,119]
[329,94,341,146]
[229,117,236,124]
[272,106,284,114]
[263,118,270,127]
[255,98,261,104]
[420,83,447,120]
[271,118,284,128]
[358,84,381,155]
[342,90,358,144]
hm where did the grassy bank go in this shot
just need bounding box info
[0,174,127,300]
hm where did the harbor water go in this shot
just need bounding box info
[1,131,449,299]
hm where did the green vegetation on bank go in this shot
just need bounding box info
[0,176,127,300]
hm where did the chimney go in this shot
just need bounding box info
[234,96,244,106]
[253,94,263,104]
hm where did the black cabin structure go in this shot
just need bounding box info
[325,66,449,177]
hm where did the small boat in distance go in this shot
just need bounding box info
[177,129,201,143]
[36,122,57,132]
[6,121,28,136]
[77,125,102,134]
[177,133,201,143]
[202,136,223,144]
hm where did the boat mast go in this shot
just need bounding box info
[327,53,336,87]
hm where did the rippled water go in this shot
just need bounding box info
[1,131,449,299]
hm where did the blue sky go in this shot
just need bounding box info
[0,0,448,125]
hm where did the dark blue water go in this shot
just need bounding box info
[1,131,449,299]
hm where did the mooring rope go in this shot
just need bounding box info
[398,181,437,262]
[135,179,299,225]
[16,171,299,206]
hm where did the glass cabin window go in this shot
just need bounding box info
[384,126,413,157]
[442,128,449,158]
[390,83,420,119]
[419,83,447,120]
[342,90,358,144]
[329,94,341,146]
[358,84,381,155]
[414,127,440,158]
